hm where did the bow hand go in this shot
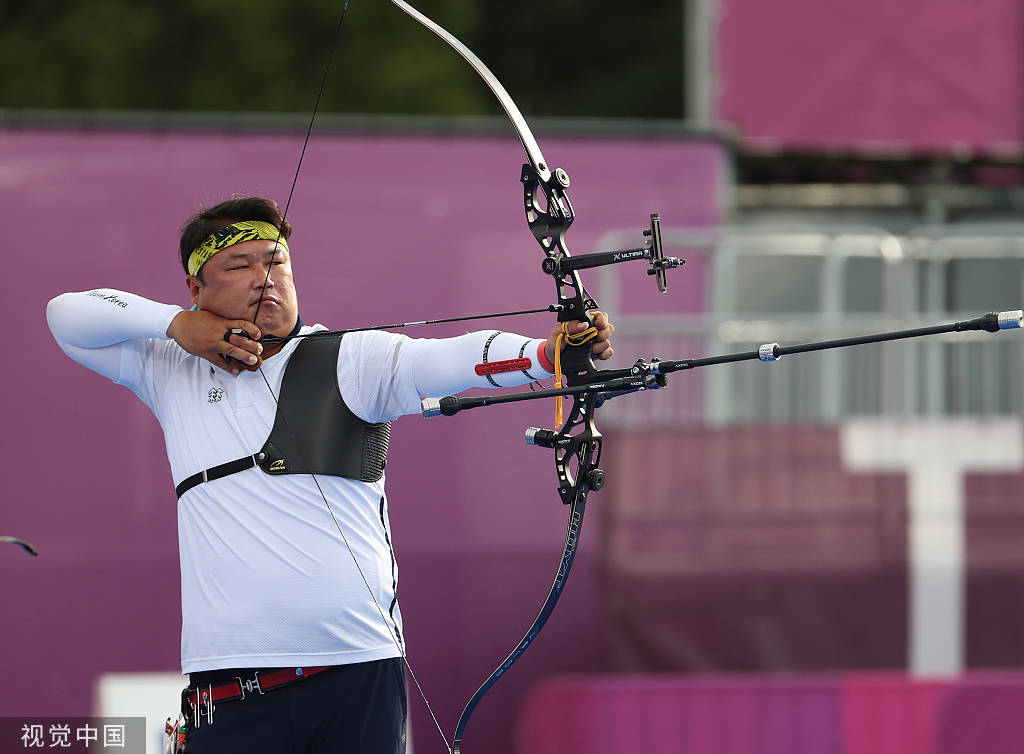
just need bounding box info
[543,311,615,368]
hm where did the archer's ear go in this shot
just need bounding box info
[186,274,202,308]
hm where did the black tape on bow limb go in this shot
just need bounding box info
[0,537,38,556]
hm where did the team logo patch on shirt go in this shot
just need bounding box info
[207,387,225,403]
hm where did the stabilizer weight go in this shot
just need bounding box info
[998,310,1023,330]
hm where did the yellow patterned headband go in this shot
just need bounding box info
[188,220,289,276]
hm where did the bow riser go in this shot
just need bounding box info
[552,392,605,505]
[522,164,599,323]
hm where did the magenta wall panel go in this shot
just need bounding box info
[717,0,1024,152]
[518,673,1024,754]
[841,674,948,754]
[518,675,844,754]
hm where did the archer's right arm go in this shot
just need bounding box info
[47,289,263,380]
[46,289,184,382]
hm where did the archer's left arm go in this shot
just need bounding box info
[408,310,614,398]
[337,316,615,424]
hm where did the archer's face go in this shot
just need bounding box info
[187,239,299,337]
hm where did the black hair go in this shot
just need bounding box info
[178,197,291,278]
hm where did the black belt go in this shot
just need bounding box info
[175,452,267,499]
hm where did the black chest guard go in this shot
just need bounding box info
[259,336,391,482]
[174,335,391,500]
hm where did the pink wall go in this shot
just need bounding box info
[717,0,1024,152]
[0,125,724,752]
[518,672,1024,754]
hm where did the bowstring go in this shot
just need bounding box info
[249,2,451,750]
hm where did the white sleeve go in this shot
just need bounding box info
[46,289,184,409]
[338,330,554,423]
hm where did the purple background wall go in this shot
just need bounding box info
[0,126,724,751]
[518,672,1024,754]
[717,0,1024,152]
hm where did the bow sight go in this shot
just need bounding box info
[538,211,683,294]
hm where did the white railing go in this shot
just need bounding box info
[591,223,1024,427]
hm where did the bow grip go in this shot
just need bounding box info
[558,317,599,383]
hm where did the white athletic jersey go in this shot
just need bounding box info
[46,290,552,673]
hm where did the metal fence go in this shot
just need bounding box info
[592,223,1024,427]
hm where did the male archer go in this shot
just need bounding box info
[46,196,613,754]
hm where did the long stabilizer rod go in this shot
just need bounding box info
[654,310,1023,374]
[421,310,1023,417]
